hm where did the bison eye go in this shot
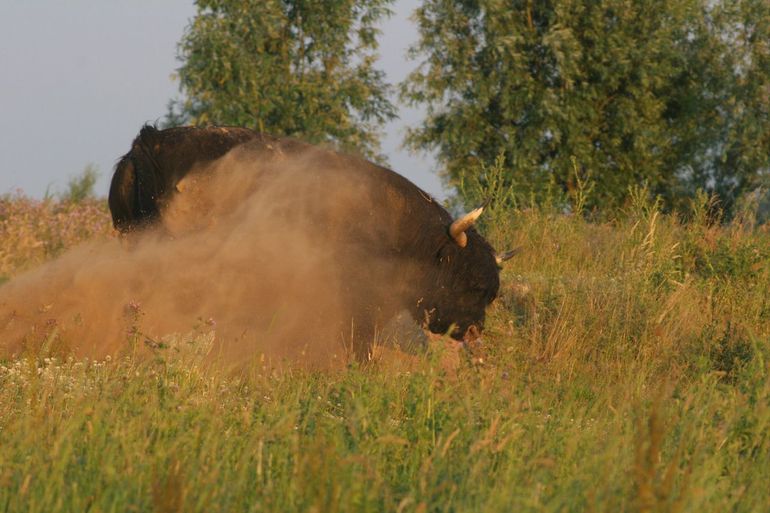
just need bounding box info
[435,242,456,261]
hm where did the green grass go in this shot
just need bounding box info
[1,195,769,512]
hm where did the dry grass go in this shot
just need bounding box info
[0,193,113,278]
[0,192,769,512]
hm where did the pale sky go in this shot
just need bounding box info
[0,0,443,200]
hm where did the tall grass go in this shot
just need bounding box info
[0,193,768,512]
[0,193,113,279]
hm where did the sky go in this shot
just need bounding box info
[0,0,443,200]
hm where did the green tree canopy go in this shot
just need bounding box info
[168,0,396,159]
[402,0,770,214]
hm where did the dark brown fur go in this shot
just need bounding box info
[109,125,265,233]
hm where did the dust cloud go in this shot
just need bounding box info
[0,143,425,366]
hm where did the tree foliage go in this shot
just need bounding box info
[60,164,99,204]
[402,0,770,214]
[168,0,396,159]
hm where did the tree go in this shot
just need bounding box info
[402,0,770,214]
[168,0,396,159]
[60,164,98,204]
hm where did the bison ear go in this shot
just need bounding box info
[495,247,521,265]
[449,199,490,247]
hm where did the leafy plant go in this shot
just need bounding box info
[60,164,98,204]
[402,0,770,216]
[168,0,396,160]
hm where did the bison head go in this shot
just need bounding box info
[417,203,514,342]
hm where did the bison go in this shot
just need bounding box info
[109,125,515,359]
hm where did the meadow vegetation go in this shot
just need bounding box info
[1,188,768,512]
[0,193,112,281]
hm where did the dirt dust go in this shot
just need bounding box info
[0,144,425,366]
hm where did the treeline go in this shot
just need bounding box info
[167,0,770,218]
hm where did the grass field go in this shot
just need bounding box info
[1,192,769,512]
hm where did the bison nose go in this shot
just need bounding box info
[463,324,482,343]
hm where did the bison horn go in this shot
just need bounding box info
[449,200,489,247]
[495,247,522,265]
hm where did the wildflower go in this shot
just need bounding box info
[125,301,142,315]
